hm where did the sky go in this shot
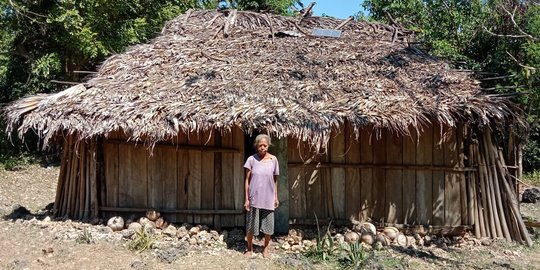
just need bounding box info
[310,0,365,19]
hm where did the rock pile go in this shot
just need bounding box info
[522,188,540,203]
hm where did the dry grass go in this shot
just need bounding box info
[4,10,524,150]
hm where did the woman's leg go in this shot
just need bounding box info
[245,207,259,256]
[262,234,271,258]
[245,232,254,255]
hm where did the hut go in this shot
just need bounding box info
[3,9,531,244]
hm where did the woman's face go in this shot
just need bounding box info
[256,138,269,156]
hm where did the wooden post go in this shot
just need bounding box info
[273,136,289,234]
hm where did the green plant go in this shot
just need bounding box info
[76,228,94,244]
[128,228,155,252]
[339,241,368,269]
[523,170,540,187]
[0,154,34,171]
[304,215,336,262]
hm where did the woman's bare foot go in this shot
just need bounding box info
[262,248,271,259]
[243,250,253,257]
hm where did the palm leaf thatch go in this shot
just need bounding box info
[3,9,523,149]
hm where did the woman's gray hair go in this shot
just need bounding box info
[253,134,271,149]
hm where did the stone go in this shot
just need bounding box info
[98,226,114,234]
[302,240,314,248]
[522,188,540,203]
[334,233,344,244]
[155,217,168,229]
[107,216,124,232]
[373,241,384,251]
[291,245,303,252]
[423,235,432,246]
[163,225,177,237]
[281,242,291,250]
[121,229,135,239]
[481,238,492,246]
[145,210,160,221]
[286,236,296,245]
[43,216,51,222]
[189,226,200,236]
[189,238,197,245]
[210,230,219,240]
[176,227,188,239]
[344,231,360,243]
[139,217,155,229]
[181,223,193,230]
[130,260,147,270]
[144,225,155,235]
[128,222,143,232]
[360,232,375,245]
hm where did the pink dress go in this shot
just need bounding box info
[244,154,280,210]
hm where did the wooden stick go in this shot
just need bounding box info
[104,139,240,153]
[483,133,504,239]
[517,144,523,183]
[502,185,521,242]
[99,207,243,215]
[78,142,86,220]
[478,142,495,237]
[474,143,488,238]
[289,162,475,172]
[485,132,511,241]
[89,141,99,219]
[471,143,486,237]
[84,145,91,220]
[54,136,70,216]
[496,148,529,243]
[335,16,353,30]
[66,142,80,218]
[524,221,540,228]
[471,170,482,237]
[495,149,533,246]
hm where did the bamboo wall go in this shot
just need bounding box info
[100,128,245,227]
[53,128,245,228]
[53,123,531,244]
[54,136,99,220]
[287,123,470,227]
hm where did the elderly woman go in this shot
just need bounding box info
[243,134,279,258]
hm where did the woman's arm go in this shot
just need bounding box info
[274,175,279,208]
[244,169,251,211]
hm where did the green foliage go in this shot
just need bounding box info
[339,241,368,269]
[364,0,540,172]
[523,170,540,187]
[76,228,94,244]
[304,215,338,263]
[128,228,156,252]
[221,0,295,15]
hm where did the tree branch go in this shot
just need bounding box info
[484,4,538,41]
[506,51,537,71]
[501,5,536,40]
[483,26,534,40]
[7,0,47,23]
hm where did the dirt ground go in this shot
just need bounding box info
[1,164,540,270]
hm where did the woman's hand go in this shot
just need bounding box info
[274,198,279,208]
[244,199,250,211]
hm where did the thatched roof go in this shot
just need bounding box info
[4,9,523,148]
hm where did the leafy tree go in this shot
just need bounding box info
[224,0,295,14]
[0,0,297,165]
[364,0,540,172]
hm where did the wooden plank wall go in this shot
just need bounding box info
[102,128,245,227]
[287,123,470,226]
